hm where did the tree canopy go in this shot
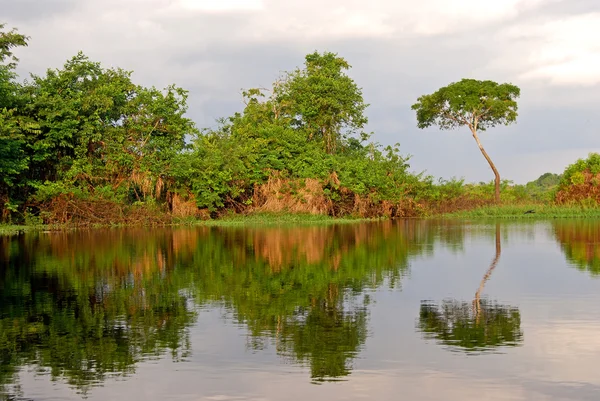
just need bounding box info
[411,79,520,131]
[275,51,369,154]
[412,79,520,203]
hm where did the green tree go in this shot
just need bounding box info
[179,57,414,214]
[276,51,368,154]
[21,53,195,208]
[0,24,34,221]
[412,79,520,203]
[0,23,27,67]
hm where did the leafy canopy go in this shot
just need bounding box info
[0,23,28,67]
[411,79,520,131]
[276,51,368,153]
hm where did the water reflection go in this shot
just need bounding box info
[0,231,196,397]
[417,224,523,353]
[2,219,598,399]
[0,221,456,395]
[553,220,600,276]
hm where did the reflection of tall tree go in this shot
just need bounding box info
[473,224,502,318]
[553,220,600,276]
[418,224,523,353]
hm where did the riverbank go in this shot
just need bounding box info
[180,212,377,227]
[442,204,600,219]
[0,213,375,235]
[3,206,600,236]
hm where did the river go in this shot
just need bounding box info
[1,220,599,400]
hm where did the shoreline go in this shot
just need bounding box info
[3,206,600,235]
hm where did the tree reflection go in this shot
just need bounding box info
[417,224,523,353]
[0,231,196,397]
[190,222,427,382]
[553,220,600,276]
[0,220,467,396]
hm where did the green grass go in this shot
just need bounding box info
[443,204,600,219]
[0,224,43,235]
[0,213,371,236]
[190,212,376,227]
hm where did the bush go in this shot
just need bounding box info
[556,153,600,205]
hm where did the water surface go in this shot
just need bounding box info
[1,220,600,400]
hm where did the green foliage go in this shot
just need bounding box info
[177,65,413,212]
[0,24,32,221]
[23,53,195,203]
[412,79,521,203]
[411,79,520,131]
[559,153,600,188]
[519,172,562,202]
[275,51,368,154]
[0,23,28,67]
[445,204,600,219]
[0,25,196,222]
[3,24,591,224]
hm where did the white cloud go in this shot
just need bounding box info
[517,13,600,85]
[158,0,551,40]
[179,0,264,12]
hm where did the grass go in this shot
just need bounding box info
[443,204,600,219]
[190,212,377,227]
[0,213,372,236]
[0,224,43,235]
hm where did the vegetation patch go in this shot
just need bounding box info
[444,204,600,219]
[195,212,374,227]
[0,23,598,227]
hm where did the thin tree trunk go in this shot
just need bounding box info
[474,223,501,319]
[470,128,501,203]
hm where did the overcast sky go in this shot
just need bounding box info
[3,0,599,183]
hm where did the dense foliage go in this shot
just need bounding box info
[555,153,600,205]
[1,25,433,222]
[0,23,597,224]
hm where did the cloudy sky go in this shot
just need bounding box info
[3,0,600,183]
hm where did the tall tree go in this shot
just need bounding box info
[412,79,520,203]
[276,51,368,154]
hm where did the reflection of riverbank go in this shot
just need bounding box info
[553,220,600,275]
[0,221,455,394]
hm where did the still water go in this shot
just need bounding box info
[1,220,600,400]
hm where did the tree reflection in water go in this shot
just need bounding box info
[0,221,440,395]
[417,224,523,353]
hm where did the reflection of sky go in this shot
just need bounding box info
[14,222,600,401]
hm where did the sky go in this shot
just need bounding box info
[2,0,600,184]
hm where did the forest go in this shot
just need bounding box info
[0,23,597,225]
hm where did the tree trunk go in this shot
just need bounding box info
[470,128,501,203]
[474,223,501,319]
